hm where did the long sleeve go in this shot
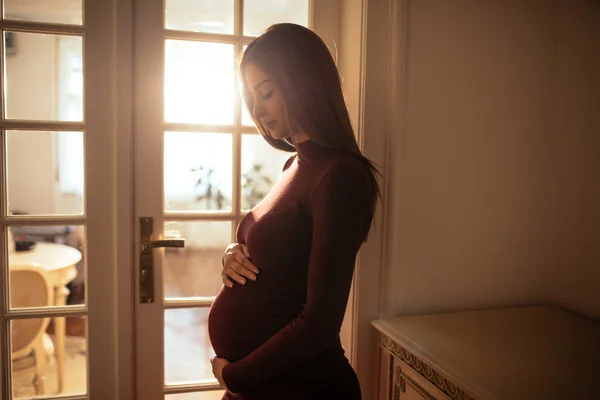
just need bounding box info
[222,163,373,393]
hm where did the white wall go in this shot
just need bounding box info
[338,0,361,134]
[384,0,600,319]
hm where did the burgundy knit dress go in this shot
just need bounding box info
[208,140,373,400]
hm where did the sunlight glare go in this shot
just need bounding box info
[165,40,234,125]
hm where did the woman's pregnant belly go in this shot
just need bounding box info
[208,280,305,362]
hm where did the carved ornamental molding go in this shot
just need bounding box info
[379,333,475,400]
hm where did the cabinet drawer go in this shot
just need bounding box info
[391,356,452,400]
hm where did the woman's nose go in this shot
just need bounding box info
[252,100,265,119]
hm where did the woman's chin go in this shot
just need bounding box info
[269,130,287,140]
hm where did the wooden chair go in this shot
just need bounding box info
[11,265,55,397]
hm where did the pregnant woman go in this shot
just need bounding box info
[208,23,380,400]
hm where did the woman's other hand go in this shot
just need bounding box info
[210,356,231,392]
[221,243,259,287]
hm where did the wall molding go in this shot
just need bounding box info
[352,0,409,399]
[381,0,410,317]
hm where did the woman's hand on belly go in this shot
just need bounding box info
[210,357,234,393]
[222,243,259,287]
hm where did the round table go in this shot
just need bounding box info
[9,242,82,393]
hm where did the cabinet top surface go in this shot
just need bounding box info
[373,305,600,400]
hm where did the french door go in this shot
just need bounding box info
[1,0,119,399]
[133,1,347,399]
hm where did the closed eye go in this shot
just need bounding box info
[261,90,274,100]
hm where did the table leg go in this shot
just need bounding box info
[53,285,70,393]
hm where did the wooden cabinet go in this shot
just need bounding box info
[373,305,600,400]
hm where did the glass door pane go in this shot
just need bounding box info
[164,221,231,298]
[165,0,234,34]
[164,41,235,125]
[3,0,83,25]
[4,32,83,122]
[6,131,84,216]
[164,308,214,383]
[164,132,233,212]
[243,0,309,36]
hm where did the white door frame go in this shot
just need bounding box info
[86,0,129,397]
[335,0,403,399]
[114,0,136,398]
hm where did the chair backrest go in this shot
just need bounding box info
[10,265,53,359]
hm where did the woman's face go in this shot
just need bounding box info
[244,62,289,140]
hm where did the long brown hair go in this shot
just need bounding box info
[240,23,382,214]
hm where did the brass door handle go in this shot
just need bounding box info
[141,238,185,253]
[139,217,185,303]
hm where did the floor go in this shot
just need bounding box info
[13,335,87,399]
[15,247,225,398]
[44,336,87,396]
